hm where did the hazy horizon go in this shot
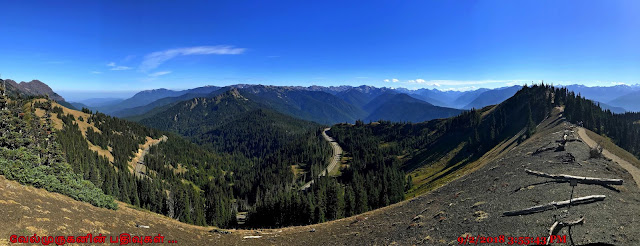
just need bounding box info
[51,81,640,102]
[2,1,638,95]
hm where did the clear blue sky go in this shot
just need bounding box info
[1,1,639,100]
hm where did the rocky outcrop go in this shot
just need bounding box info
[1,79,65,101]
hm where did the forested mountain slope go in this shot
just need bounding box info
[112,89,225,118]
[239,85,368,124]
[608,91,640,112]
[5,84,640,245]
[139,89,326,159]
[331,85,552,198]
[0,93,116,210]
[463,85,521,109]
[0,90,247,227]
[334,86,395,108]
[364,93,461,122]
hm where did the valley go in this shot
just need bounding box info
[2,103,639,245]
[3,79,640,245]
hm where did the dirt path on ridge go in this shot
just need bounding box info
[577,127,640,189]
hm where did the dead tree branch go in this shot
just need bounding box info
[546,217,584,245]
[503,195,606,216]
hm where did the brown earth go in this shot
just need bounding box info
[2,110,639,245]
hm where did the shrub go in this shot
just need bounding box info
[0,157,118,210]
[589,145,603,159]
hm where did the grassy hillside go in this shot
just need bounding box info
[239,85,367,124]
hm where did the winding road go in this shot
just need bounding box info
[300,128,343,190]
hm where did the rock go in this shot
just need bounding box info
[135,224,150,229]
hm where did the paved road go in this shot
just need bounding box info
[300,128,343,190]
[577,127,640,189]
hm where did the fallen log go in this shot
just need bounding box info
[503,195,605,216]
[546,217,584,245]
[525,169,623,185]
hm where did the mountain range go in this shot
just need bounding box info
[67,85,524,124]
[4,77,640,125]
[64,83,639,127]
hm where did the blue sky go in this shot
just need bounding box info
[1,1,639,100]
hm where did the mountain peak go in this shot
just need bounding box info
[217,88,244,100]
[2,78,65,101]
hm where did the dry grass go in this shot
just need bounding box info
[33,99,168,172]
[405,142,467,198]
[0,175,237,245]
[291,164,305,179]
[34,108,46,118]
[89,143,115,162]
[49,100,101,135]
[32,99,115,163]
[174,163,188,174]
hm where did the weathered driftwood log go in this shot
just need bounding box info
[503,195,605,216]
[525,169,623,185]
[546,217,584,245]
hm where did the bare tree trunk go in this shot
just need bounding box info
[525,169,623,185]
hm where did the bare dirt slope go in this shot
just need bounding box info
[2,113,639,245]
